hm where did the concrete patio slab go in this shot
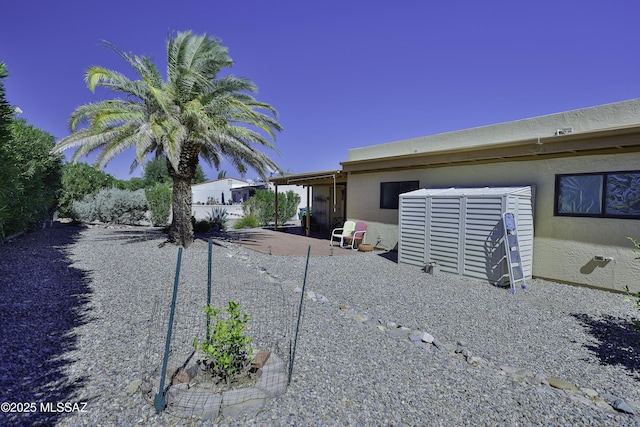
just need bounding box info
[225,227,360,257]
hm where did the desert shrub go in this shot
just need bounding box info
[71,196,98,223]
[145,182,172,226]
[233,215,259,229]
[57,162,117,218]
[206,207,228,231]
[278,190,301,224]
[242,189,300,226]
[242,190,271,226]
[72,187,147,224]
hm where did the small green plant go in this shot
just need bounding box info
[624,285,640,331]
[234,214,259,229]
[206,207,228,231]
[193,301,252,385]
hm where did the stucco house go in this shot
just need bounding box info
[192,178,249,205]
[276,98,640,293]
[192,177,310,222]
[271,171,345,231]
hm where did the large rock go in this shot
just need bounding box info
[221,387,267,419]
[167,388,222,420]
[546,377,579,392]
[167,367,190,385]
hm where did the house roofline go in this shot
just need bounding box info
[191,177,249,187]
[341,124,640,173]
[270,170,347,186]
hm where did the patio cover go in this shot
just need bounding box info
[270,170,348,234]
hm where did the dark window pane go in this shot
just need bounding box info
[557,175,603,215]
[380,181,419,209]
[605,172,640,216]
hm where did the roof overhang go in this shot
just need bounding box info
[270,170,347,186]
[341,125,640,174]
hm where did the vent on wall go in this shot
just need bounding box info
[555,127,573,136]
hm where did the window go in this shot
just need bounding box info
[555,171,640,219]
[380,181,419,209]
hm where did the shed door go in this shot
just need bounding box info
[428,197,461,273]
[463,197,505,282]
[398,197,427,266]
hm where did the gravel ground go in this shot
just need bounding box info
[1,223,639,426]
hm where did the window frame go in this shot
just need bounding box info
[379,180,420,209]
[554,170,640,219]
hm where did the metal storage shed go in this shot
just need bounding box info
[398,186,534,286]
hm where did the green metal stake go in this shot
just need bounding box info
[154,247,183,414]
[288,245,310,384]
[206,238,213,341]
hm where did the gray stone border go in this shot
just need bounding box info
[281,269,639,417]
[139,350,288,421]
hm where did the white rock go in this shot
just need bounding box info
[580,387,599,398]
[125,379,143,394]
[420,332,434,343]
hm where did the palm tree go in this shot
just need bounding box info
[52,31,282,247]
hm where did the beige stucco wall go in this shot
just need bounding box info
[348,98,640,161]
[346,152,640,293]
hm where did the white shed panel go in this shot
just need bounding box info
[398,186,534,286]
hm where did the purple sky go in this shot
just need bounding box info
[2,1,640,181]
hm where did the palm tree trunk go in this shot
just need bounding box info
[168,176,194,248]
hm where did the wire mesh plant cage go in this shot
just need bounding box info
[141,244,302,421]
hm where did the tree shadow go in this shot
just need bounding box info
[83,226,168,245]
[572,313,640,380]
[0,223,93,425]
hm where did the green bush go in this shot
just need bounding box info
[242,189,300,226]
[143,155,207,186]
[0,64,63,238]
[192,216,211,233]
[116,177,146,191]
[193,301,252,386]
[206,207,228,231]
[242,190,271,226]
[72,188,147,224]
[71,196,98,223]
[0,116,62,237]
[145,182,172,226]
[57,162,117,218]
[233,215,259,229]
[278,190,301,224]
